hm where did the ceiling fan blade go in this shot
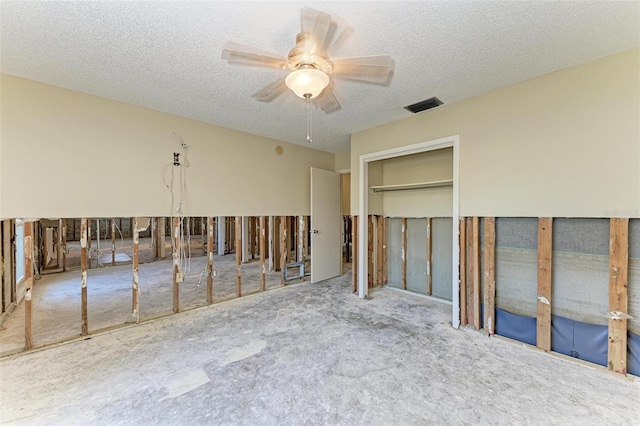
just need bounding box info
[300,7,332,57]
[252,77,288,102]
[331,55,395,85]
[221,41,286,69]
[325,13,354,56]
[315,82,341,113]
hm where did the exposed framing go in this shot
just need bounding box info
[471,216,480,330]
[268,216,275,271]
[250,217,256,260]
[24,221,34,349]
[297,216,305,265]
[87,219,92,268]
[368,215,374,288]
[483,217,496,335]
[459,218,467,326]
[280,216,288,285]
[80,218,88,335]
[61,219,67,272]
[376,216,384,286]
[172,217,179,313]
[358,135,460,328]
[260,216,266,291]
[536,217,553,352]
[235,216,242,297]
[274,216,281,272]
[466,217,474,325]
[401,217,407,290]
[382,217,388,285]
[608,218,629,374]
[303,216,309,263]
[426,217,432,296]
[132,217,140,323]
[111,218,117,266]
[352,215,358,293]
[207,217,214,303]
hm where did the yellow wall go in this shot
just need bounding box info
[351,48,640,218]
[334,151,350,172]
[0,74,334,218]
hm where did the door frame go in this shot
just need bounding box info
[358,135,461,328]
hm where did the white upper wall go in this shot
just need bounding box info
[351,48,640,218]
[0,74,334,218]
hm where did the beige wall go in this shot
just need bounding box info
[351,48,640,218]
[381,148,453,218]
[0,74,334,218]
[334,151,350,172]
[368,161,384,216]
[0,84,3,216]
[0,133,3,216]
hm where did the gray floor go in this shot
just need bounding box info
[1,271,639,425]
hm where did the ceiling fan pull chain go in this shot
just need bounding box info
[306,94,313,143]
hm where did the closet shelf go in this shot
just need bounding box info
[370,179,453,193]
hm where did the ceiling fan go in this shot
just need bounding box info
[221,7,394,142]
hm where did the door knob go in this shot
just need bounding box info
[312,230,319,234]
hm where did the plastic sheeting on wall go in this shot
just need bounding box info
[494,308,610,367]
[406,219,428,294]
[628,332,640,377]
[495,308,536,346]
[432,218,453,300]
[551,315,608,367]
[494,307,640,376]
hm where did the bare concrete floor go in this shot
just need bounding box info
[0,253,284,356]
[1,272,638,425]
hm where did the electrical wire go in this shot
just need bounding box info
[165,132,199,284]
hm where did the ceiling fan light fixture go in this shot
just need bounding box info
[285,68,329,99]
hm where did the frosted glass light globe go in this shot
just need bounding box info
[285,68,330,98]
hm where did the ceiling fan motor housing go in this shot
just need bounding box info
[286,32,334,75]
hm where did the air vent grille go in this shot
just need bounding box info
[404,97,443,114]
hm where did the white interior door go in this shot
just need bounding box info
[310,167,341,283]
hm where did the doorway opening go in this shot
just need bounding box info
[357,135,460,328]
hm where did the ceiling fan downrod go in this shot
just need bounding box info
[305,93,313,143]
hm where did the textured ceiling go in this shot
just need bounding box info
[1,1,639,153]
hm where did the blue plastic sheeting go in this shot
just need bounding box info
[629,332,640,377]
[495,308,536,346]
[551,315,607,366]
[494,308,609,367]
[493,308,640,373]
